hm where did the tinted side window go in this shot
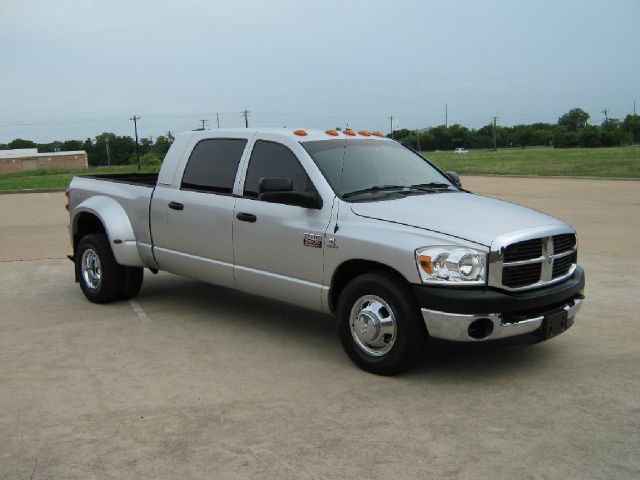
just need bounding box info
[181,139,247,193]
[243,141,314,198]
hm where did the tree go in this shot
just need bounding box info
[8,138,37,149]
[558,108,590,131]
[578,125,601,147]
[622,114,640,143]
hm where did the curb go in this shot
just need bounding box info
[0,188,67,195]
[459,174,640,181]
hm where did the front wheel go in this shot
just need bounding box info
[75,233,124,304]
[337,271,427,375]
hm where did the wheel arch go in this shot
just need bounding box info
[328,259,414,313]
[71,196,144,267]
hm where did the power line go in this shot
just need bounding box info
[129,115,141,171]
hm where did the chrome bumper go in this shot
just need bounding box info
[421,298,582,342]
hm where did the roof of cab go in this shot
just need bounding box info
[178,128,390,142]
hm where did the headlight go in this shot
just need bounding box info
[415,246,486,285]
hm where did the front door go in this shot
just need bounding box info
[233,138,332,310]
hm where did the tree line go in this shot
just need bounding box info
[1,108,639,167]
[391,108,640,151]
[0,132,174,167]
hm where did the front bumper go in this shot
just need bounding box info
[414,267,585,342]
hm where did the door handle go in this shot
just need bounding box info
[168,201,184,211]
[236,212,257,223]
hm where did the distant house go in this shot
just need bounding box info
[0,148,88,174]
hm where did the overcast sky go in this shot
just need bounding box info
[1,0,638,143]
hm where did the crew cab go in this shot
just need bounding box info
[67,128,585,374]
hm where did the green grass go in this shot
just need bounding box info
[0,165,159,191]
[425,145,640,178]
[1,146,639,190]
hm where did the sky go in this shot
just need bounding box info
[1,0,638,143]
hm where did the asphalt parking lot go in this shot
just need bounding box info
[1,176,639,479]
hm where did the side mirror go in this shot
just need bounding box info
[258,177,323,209]
[259,177,293,194]
[446,171,462,188]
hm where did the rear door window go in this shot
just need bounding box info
[181,139,247,193]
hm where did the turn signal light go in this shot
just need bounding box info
[358,130,371,136]
[325,129,339,136]
[418,255,432,274]
[344,129,356,136]
[293,129,307,136]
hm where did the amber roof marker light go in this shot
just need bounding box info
[293,129,307,136]
[325,129,339,136]
[372,131,384,137]
[344,129,356,136]
[358,130,371,136]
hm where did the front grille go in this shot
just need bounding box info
[494,232,577,290]
[503,263,542,288]
[553,234,576,254]
[504,238,542,262]
[552,251,577,277]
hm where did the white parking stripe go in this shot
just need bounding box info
[129,300,150,322]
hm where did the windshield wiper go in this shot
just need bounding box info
[342,184,407,199]
[409,182,454,191]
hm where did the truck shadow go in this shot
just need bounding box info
[138,273,555,379]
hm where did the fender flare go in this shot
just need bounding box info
[72,196,145,267]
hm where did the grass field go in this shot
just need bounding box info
[0,146,638,191]
[0,165,159,191]
[425,145,640,178]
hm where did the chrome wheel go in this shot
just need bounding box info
[349,295,397,356]
[81,248,102,290]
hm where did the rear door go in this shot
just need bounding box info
[151,136,250,288]
[232,136,333,310]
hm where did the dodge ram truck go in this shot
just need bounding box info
[67,128,585,374]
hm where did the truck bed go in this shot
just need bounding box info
[78,172,159,187]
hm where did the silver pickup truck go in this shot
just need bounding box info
[67,128,585,374]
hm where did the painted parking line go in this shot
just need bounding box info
[129,300,150,322]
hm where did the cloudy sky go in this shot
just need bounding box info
[1,0,638,143]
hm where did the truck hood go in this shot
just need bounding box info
[349,192,566,247]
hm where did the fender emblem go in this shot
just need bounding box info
[303,233,322,248]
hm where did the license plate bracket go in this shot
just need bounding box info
[542,310,569,339]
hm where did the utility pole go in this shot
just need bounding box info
[389,115,394,139]
[491,116,499,151]
[242,110,250,128]
[216,113,220,128]
[198,119,208,130]
[129,115,141,171]
[166,131,174,143]
[105,138,111,168]
[634,100,636,116]
[445,103,448,127]
[415,129,421,152]
[601,108,609,123]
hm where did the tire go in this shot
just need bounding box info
[118,266,144,300]
[75,233,125,304]
[337,271,427,375]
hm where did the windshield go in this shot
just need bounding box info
[301,139,455,200]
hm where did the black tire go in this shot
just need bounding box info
[118,266,144,300]
[75,233,125,304]
[337,271,427,375]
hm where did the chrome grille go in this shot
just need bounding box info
[489,227,578,291]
